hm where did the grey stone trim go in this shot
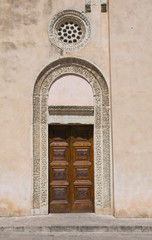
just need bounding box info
[32,57,112,215]
[48,105,94,115]
[48,115,94,125]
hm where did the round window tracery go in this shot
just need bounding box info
[57,21,83,44]
[48,10,91,52]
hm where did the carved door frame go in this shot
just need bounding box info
[32,57,113,215]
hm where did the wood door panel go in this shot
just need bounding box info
[73,186,93,212]
[75,167,90,180]
[50,186,70,213]
[49,126,71,213]
[71,126,94,213]
[52,168,67,180]
[49,125,94,213]
[52,147,67,161]
[74,128,90,140]
[51,128,68,141]
[52,187,67,200]
[50,147,69,166]
[75,187,91,201]
[76,148,89,160]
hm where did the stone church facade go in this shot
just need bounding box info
[0,0,152,217]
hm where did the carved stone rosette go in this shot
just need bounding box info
[48,10,91,52]
[32,57,112,215]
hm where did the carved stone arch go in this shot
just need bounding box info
[32,57,112,215]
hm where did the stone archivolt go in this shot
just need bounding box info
[32,57,112,215]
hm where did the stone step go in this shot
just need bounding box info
[1,225,152,233]
[1,232,152,240]
[1,214,152,238]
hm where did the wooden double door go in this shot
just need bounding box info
[49,125,94,213]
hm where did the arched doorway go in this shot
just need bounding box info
[32,57,113,215]
[48,74,94,213]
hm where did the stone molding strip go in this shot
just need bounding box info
[48,105,94,116]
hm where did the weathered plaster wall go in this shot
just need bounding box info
[2,0,151,218]
[0,0,109,216]
[109,0,152,217]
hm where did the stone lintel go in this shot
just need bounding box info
[48,105,94,116]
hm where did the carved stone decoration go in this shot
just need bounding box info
[32,57,112,215]
[48,106,94,116]
[48,10,91,52]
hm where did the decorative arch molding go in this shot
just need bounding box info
[32,57,113,215]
